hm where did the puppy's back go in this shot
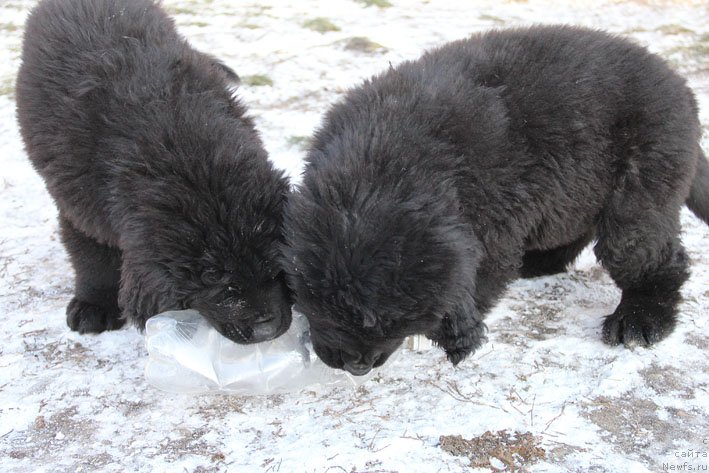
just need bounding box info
[401,26,695,136]
[16,0,246,243]
[17,0,179,143]
[20,0,176,55]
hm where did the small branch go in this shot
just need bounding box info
[543,402,567,433]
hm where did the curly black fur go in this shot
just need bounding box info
[282,25,708,375]
[16,0,292,343]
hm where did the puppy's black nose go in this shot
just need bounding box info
[248,281,293,343]
[343,361,373,376]
[250,313,283,342]
[341,350,383,375]
[253,313,274,325]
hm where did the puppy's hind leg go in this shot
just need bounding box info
[594,199,689,347]
[59,216,125,334]
[521,232,593,278]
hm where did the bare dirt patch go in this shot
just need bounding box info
[440,430,546,472]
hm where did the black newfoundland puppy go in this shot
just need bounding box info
[283,25,709,375]
[17,0,292,343]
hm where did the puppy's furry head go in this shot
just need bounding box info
[16,0,292,343]
[116,108,293,344]
[283,175,480,375]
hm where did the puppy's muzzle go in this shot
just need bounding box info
[249,310,287,342]
[341,351,383,376]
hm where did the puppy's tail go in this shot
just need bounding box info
[687,149,709,225]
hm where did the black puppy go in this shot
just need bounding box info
[283,25,709,375]
[16,0,292,343]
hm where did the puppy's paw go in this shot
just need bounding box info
[602,304,675,347]
[446,345,472,366]
[66,298,125,334]
[445,324,488,366]
[430,316,487,366]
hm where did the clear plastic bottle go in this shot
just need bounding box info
[144,310,382,394]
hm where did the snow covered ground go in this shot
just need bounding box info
[1,0,708,471]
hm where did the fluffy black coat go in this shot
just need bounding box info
[16,0,292,343]
[283,25,709,375]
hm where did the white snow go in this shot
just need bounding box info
[1,1,708,472]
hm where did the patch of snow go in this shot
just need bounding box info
[1,1,708,472]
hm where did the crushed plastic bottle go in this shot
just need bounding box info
[144,309,388,395]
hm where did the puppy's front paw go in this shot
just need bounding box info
[66,298,125,334]
[430,316,487,366]
[446,323,487,366]
[602,302,675,347]
[446,345,472,366]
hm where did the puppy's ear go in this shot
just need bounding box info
[429,287,487,365]
[361,309,378,329]
[204,53,240,85]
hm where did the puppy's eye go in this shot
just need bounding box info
[201,269,224,285]
[261,267,284,283]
